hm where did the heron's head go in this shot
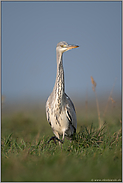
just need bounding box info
[56,41,79,54]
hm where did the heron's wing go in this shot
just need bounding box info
[64,93,77,133]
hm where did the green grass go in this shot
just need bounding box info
[1,102,122,182]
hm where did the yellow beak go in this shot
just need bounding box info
[67,45,79,51]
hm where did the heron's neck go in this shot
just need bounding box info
[54,51,65,104]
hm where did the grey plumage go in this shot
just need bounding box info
[46,41,79,143]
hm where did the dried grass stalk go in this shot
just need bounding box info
[91,76,101,129]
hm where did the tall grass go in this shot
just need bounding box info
[1,119,121,181]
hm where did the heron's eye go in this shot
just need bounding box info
[61,45,66,48]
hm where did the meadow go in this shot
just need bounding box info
[1,93,122,182]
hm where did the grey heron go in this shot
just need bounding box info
[46,41,79,144]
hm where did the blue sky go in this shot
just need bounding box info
[1,1,121,102]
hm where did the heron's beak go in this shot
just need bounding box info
[67,45,79,51]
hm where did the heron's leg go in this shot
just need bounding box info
[57,131,65,149]
[48,131,63,144]
[48,136,63,144]
[54,131,63,144]
[62,131,65,141]
[48,136,58,144]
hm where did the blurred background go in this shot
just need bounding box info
[1,3,122,181]
[1,1,121,113]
